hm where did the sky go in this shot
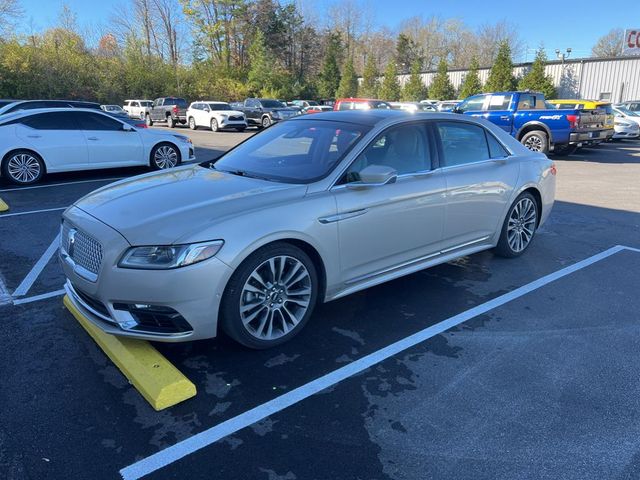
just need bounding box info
[17,0,639,62]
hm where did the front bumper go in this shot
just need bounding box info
[60,206,233,342]
[614,125,640,139]
[219,119,247,129]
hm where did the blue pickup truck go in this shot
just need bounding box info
[454,91,606,155]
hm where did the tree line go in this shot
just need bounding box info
[0,0,608,104]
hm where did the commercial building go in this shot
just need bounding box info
[398,56,640,102]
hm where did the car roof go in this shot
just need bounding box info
[290,109,461,127]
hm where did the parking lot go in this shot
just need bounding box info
[1,128,640,480]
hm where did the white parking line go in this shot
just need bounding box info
[0,207,66,218]
[0,276,11,305]
[119,244,637,480]
[0,177,123,193]
[12,289,65,305]
[12,233,61,297]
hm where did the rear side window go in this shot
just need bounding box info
[75,112,123,131]
[437,122,491,166]
[486,132,509,158]
[21,112,78,130]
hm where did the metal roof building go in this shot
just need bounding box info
[397,56,640,102]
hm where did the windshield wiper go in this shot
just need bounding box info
[218,168,274,181]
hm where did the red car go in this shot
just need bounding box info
[304,105,333,114]
[333,98,392,111]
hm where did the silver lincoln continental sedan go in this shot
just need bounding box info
[61,110,556,349]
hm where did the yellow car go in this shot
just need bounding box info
[548,99,614,144]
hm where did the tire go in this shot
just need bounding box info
[261,116,272,128]
[188,117,197,130]
[145,113,153,127]
[494,192,539,258]
[150,142,181,170]
[210,118,219,132]
[552,144,577,156]
[1,150,45,185]
[220,243,319,349]
[167,115,175,128]
[520,131,549,154]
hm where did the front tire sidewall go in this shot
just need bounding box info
[210,119,219,132]
[262,116,271,128]
[2,150,45,185]
[220,243,319,349]
[494,192,538,258]
[150,143,181,170]
[167,115,175,128]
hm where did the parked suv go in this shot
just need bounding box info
[333,98,392,111]
[236,98,300,128]
[186,101,247,132]
[146,97,188,128]
[123,99,153,119]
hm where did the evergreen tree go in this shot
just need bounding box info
[395,33,420,74]
[317,33,341,98]
[518,47,556,99]
[429,58,455,100]
[458,56,483,99]
[247,30,274,95]
[359,54,379,98]
[401,59,426,101]
[336,57,358,98]
[378,61,401,101]
[484,41,516,92]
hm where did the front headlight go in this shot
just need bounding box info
[118,240,224,270]
[173,135,192,145]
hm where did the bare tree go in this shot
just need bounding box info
[592,28,624,57]
[0,0,23,36]
[152,0,182,65]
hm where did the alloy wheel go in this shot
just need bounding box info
[239,255,312,341]
[524,135,543,152]
[7,153,41,184]
[153,145,178,169]
[507,197,537,253]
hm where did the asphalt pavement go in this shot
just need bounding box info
[0,134,639,480]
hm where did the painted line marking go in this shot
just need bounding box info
[0,207,66,218]
[119,244,636,480]
[12,233,61,297]
[12,289,65,305]
[0,177,123,193]
[0,275,11,305]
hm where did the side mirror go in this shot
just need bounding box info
[452,106,462,114]
[122,124,135,132]
[347,164,397,189]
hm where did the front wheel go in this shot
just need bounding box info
[494,192,539,258]
[220,243,319,349]
[261,116,271,128]
[150,143,181,170]
[521,131,549,154]
[210,118,219,132]
[2,150,45,185]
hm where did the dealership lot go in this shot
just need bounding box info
[1,132,640,479]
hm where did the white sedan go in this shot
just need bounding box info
[0,108,195,185]
[186,101,247,132]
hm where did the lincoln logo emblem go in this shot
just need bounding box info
[68,228,77,257]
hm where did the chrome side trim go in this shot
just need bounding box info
[440,236,491,254]
[318,209,368,224]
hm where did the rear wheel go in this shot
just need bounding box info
[150,143,181,170]
[167,115,175,128]
[221,243,318,349]
[188,117,197,130]
[145,114,153,127]
[2,150,45,185]
[521,131,549,154]
[494,192,539,258]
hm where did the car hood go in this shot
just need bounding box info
[73,165,306,245]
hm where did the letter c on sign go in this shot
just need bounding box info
[628,31,638,49]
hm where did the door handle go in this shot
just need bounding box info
[27,134,41,138]
[87,136,99,141]
[500,116,510,121]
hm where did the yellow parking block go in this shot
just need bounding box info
[63,295,197,410]
[0,197,8,212]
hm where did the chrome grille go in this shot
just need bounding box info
[229,115,243,121]
[62,223,103,277]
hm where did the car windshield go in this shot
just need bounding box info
[141,101,153,107]
[261,100,285,108]
[617,107,638,117]
[213,120,369,183]
[208,103,231,111]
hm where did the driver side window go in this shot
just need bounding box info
[344,124,431,183]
